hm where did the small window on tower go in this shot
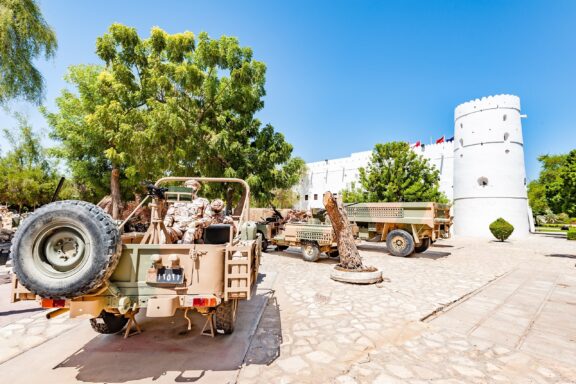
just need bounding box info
[477,177,489,187]
[304,195,309,201]
[314,194,318,200]
[459,138,464,147]
[504,132,510,141]
[503,114,507,121]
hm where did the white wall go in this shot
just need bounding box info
[295,144,454,210]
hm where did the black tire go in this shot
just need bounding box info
[11,200,122,299]
[258,232,268,252]
[301,242,320,262]
[215,299,238,334]
[276,245,289,251]
[90,310,128,334]
[386,229,415,257]
[414,237,431,253]
[328,249,340,258]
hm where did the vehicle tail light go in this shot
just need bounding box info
[41,298,66,308]
[192,297,217,307]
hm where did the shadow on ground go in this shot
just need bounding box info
[56,292,273,383]
[243,296,282,366]
[546,253,576,259]
[431,243,454,248]
[0,307,43,317]
[411,250,451,260]
[357,243,451,259]
[267,248,339,264]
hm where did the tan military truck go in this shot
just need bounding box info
[11,177,261,336]
[271,222,339,262]
[345,202,452,257]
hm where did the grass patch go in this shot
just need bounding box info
[535,227,568,233]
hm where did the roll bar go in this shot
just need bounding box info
[154,177,251,229]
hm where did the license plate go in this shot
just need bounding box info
[155,268,184,284]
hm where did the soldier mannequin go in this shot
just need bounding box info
[205,199,236,233]
[163,179,210,244]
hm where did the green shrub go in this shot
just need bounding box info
[489,218,514,241]
[568,227,576,241]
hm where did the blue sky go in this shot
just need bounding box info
[1,0,575,181]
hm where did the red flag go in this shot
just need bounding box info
[412,140,421,148]
[436,136,445,144]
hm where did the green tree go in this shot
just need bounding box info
[0,0,57,104]
[341,182,369,203]
[0,114,69,210]
[527,180,549,216]
[43,64,114,204]
[45,24,303,218]
[557,150,576,216]
[343,142,445,203]
[538,154,568,214]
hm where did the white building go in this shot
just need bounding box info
[294,94,532,238]
[294,142,454,210]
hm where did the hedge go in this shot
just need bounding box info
[489,218,514,241]
[568,228,576,241]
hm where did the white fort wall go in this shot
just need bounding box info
[453,94,530,238]
[295,143,454,210]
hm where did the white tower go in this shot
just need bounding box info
[453,94,530,238]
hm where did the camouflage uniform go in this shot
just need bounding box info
[163,180,210,244]
[205,199,236,233]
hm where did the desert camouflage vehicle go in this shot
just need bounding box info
[345,202,452,257]
[255,207,285,251]
[271,222,340,262]
[11,177,261,337]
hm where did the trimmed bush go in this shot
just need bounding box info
[489,218,514,241]
[568,227,576,241]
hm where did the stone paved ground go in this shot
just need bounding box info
[239,235,576,383]
[0,234,575,383]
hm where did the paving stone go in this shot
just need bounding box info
[334,375,358,384]
[305,350,334,364]
[385,364,413,379]
[452,365,485,378]
[277,356,309,373]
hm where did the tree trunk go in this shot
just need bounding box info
[226,187,234,214]
[233,186,248,217]
[323,191,364,270]
[110,167,121,220]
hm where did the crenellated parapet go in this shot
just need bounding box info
[455,94,521,121]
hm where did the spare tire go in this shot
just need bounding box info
[11,200,121,298]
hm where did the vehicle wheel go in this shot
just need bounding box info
[89,310,128,334]
[386,229,415,257]
[276,245,289,251]
[215,299,238,334]
[301,242,320,262]
[328,249,340,258]
[258,232,268,252]
[11,200,121,298]
[414,237,431,253]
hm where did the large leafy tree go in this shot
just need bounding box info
[45,24,303,218]
[527,180,549,216]
[343,142,446,203]
[0,0,57,104]
[557,150,576,216]
[537,153,568,214]
[0,114,72,210]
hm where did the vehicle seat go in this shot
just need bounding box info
[203,224,232,244]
